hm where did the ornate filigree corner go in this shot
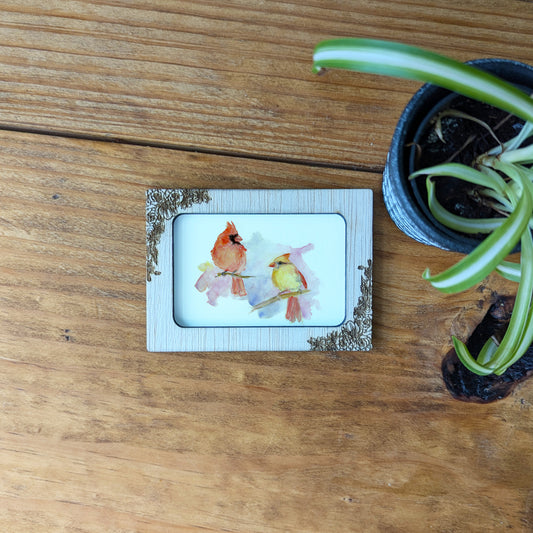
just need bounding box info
[146,188,210,281]
[307,259,372,351]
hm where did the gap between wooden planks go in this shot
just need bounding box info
[0,1,532,169]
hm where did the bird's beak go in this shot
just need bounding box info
[268,261,275,268]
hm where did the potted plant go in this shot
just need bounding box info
[312,38,533,384]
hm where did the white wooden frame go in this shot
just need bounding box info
[146,189,372,352]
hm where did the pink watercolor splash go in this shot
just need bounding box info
[195,263,233,306]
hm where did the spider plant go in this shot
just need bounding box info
[313,38,533,376]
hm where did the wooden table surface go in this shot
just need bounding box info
[2,2,533,531]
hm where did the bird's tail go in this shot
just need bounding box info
[286,296,302,323]
[231,276,247,296]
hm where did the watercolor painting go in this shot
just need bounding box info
[174,213,346,328]
[194,220,317,324]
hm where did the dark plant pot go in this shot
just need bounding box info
[382,58,533,253]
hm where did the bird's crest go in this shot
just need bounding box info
[224,221,237,234]
[271,253,291,264]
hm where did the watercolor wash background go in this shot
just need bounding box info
[173,214,346,327]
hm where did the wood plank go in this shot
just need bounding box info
[0,1,532,168]
[0,130,532,531]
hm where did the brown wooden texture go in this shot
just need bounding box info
[1,131,532,532]
[0,1,532,168]
[1,1,533,531]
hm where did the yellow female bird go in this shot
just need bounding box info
[268,253,307,323]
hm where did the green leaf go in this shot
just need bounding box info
[425,178,505,234]
[496,261,521,282]
[499,144,533,165]
[494,121,533,153]
[410,162,508,195]
[313,38,533,123]
[477,338,499,366]
[489,228,533,374]
[450,226,533,375]
[478,188,513,214]
[452,337,494,375]
[423,175,532,293]
[497,303,533,374]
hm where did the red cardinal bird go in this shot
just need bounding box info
[211,221,247,296]
[269,253,307,322]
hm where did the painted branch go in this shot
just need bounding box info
[251,290,310,312]
[216,271,254,279]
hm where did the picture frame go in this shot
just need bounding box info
[146,188,372,352]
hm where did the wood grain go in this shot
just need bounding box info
[1,130,532,532]
[2,2,533,531]
[0,1,532,168]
